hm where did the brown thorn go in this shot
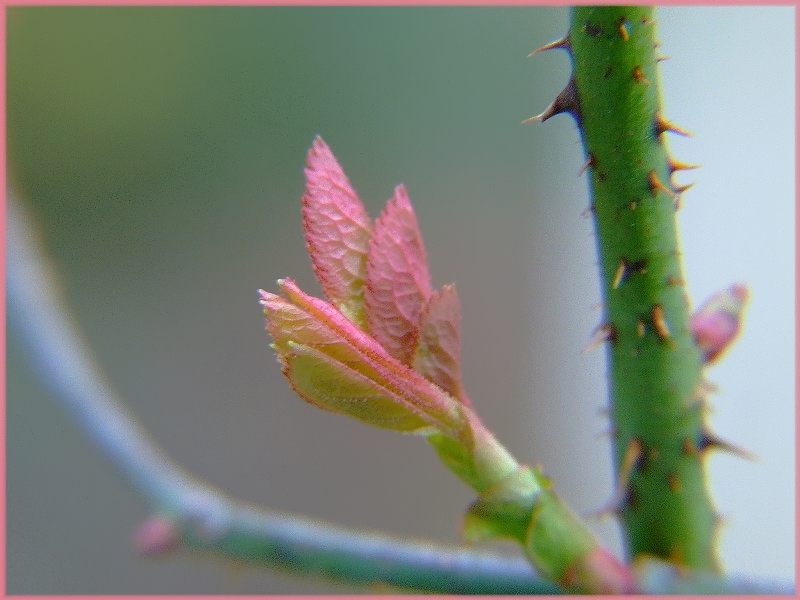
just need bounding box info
[698,431,758,461]
[647,170,677,200]
[666,274,684,286]
[522,76,580,124]
[583,322,617,353]
[578,153,594,177]
[668,158,701,173]
[682,437,698,456]
[632,65,650,85]
[612,258,627,290]
[694,378,720,399]
[528,35,570,57]
[587,438,643,519]
[617,17,630,41]
[656,55,671,62]
[654,111,693,137]
[667,472,681,493]
[636,320,646,337]
[651,304,672,341]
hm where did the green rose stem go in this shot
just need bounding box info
[531,6,720,570]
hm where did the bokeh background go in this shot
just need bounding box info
[7,6,794,593]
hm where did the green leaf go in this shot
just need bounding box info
[285,341,434,433]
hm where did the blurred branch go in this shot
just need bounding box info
[6,192,793,595]
[5,192,557,594]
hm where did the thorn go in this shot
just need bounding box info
[578,153,595,177]
[651,304,672,341]
[672,181,694,194]
[528,35,570,57]
[584,322,617,352]
[632,65,650,85]
[612,258,627,289]
[693,377,720,399]
[654,111,693,137]
[698,431,758,461]
[656,55,670,62]
[667,472,681,493]
[588,438,643,518]
[617,17,631,41]
[636,319,646,337]
[668,158,700,173]
[523,77,580,124]
[666,274,684,286]
[647,170,677,200]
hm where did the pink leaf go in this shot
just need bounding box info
[412,284,469,405]
[364,184,433,364]
[691,283,749,364]
[302,136,372,329]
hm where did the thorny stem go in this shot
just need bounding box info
[566,7,718,568]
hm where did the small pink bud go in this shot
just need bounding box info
[561,547,638,594]
[133,515,180,556]
[691,283,749,364]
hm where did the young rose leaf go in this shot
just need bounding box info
[302,136,372,329]
[412,284,469,404]
[283,341,434,433]
[260,279,466,439]
[364,184,433,364]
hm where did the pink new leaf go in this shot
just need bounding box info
[364,184,433,364]
[302,136,372,329]
[412,284,470,405]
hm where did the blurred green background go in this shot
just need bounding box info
[7,6,793,593]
